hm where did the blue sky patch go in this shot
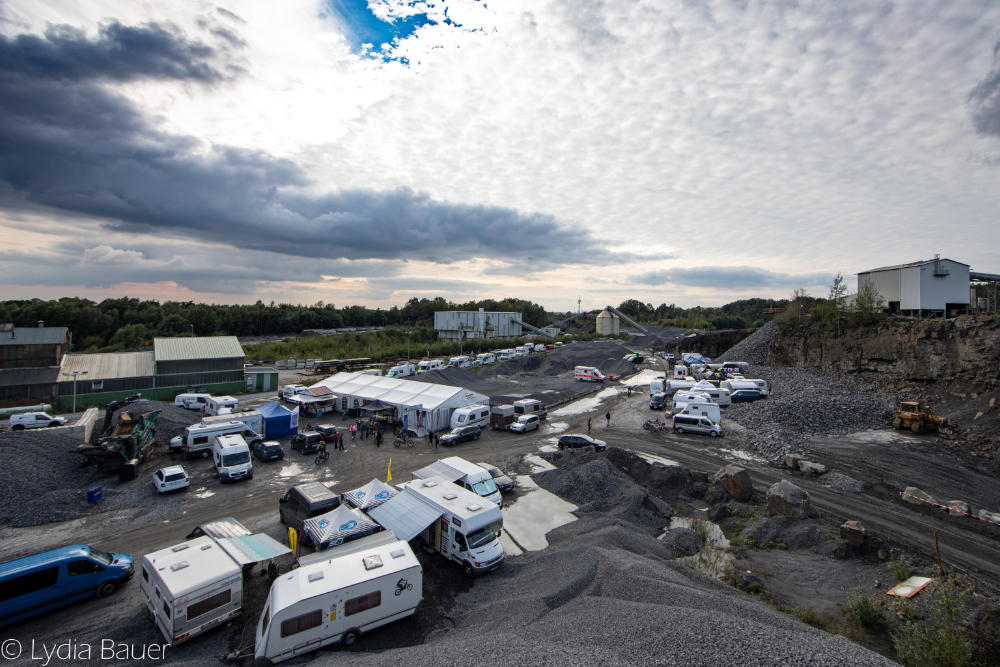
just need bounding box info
[325,0,436,61]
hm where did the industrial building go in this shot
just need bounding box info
[434,309,523,341]
[857,257,971,317]
[0,323,70,408]
[56,336,246,410]
[596,308,621,335]
[309,372,489,434]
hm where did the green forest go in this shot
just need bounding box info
[0,294,817,353]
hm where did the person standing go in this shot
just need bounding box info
[427,431,433,447]
[337,430,344,451]
[605,411,611,427]
[375,430,382,448]
[433,433,439,448]
[587,417,592,433]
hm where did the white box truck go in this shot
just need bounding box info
[213,433,253,482]
[254,535,422,663]
[410,457,501,506]
[139,536,243,646]
[394,477,505,576]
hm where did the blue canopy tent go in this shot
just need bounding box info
[682,353,711,365]
[258,401,298,438]
[303,505,381,550]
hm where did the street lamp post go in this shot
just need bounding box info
[405,331,411,364]
[67,369,88,414]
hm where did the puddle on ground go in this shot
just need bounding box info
[717,448,767,464]
[619,369,663,387]
[841,429,914,444]
[501,475,578,555]
[542,420,569,434]
[550,387,619,417]
[631,450,680,467]
[279,462,305,478]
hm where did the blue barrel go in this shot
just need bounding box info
[86,486,102,504]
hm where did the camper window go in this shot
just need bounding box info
[163,600,171,618]
[345,591,381,616]
[467,525,496,549]
[186,588,232,622]
[471,478,498,497]
[280,609,323,637]
[142,567,149,583]
[194,436,208,445]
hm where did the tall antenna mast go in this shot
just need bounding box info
[577,296,581,314]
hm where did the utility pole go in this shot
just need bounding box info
[67,369,88,414]
[405,331,410,364]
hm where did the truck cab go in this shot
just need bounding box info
[213,434,253,482]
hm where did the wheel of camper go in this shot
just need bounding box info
[95,581,117,598]
[676,426,685,434]
[910,421,924,434]
[892,417,902,429]
[342,628,360,646]
[709,431,719,438]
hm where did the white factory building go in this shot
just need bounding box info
[308,372,488,434]
[434,308,523,341]
[857,257,970,317]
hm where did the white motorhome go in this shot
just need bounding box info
[691,384,732,407]
[201,410,265,437]
[213,434,253,482]
[139,536,243,646]
[204,395,238,416]
[672,390,713,411]
[389,477,505,576]
[722,378,769,397]
[450,404,490,430]
[416,359,445,374]
[574,366,605,382]
[474,353,496,366]
[498,349,514,361]
[254,535,422,663]
[280,385,309,401]
[513,398,547,420]
[411,457,502,506]
[514,346,527,357]
[672,365,691,379]
[386,363,415,378]
[676,401,721,424]
[663,379,696,396]
[170,420,263,456]
[174,393,212,410]
[447,356,471,368]
[649,376,668,395]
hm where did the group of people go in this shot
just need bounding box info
[350,418,385,447]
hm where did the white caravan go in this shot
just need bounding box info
[411,457,501,506]
[722,378,769,397]
[204,395,238,416]
[450,404,490,430]
[513,398,547,420]
[416,359,445,374]
[139,536,243,646]
[170,420,263,455]
[254,535,421,664]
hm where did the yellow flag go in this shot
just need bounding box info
[387,458,392,483]
[288,526,298,556]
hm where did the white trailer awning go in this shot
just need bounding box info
[214,534,292,566]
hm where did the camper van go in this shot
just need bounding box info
[174,393,212,410]
[450,404,490,430]
[672,413,723,437]
[447,356,471,368]
[213,434,253,482]
[649,377,667,395]
[672,390,713,411]
[204,395,238,416]
[386,363,415,378]
[513,398,547,420]
[497,349,514,361]
[170,420,263,456]
[411,457,502,506]
[139,536,243,646]
[474,352,496,366]
[254,535,422,663]
[722,378,768,397]
[489,404,516,431]
[514,346,527,357]
[674,400,722,424]
[0,545,133,628]
[663,379,696,396]
[574,366,606,382]
[416,359,445,374]
[393,477,505,576]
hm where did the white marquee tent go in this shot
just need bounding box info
[309,372,489,434]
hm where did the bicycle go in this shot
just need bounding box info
[393,429,413,448]
[643,418,668,433]
[314,448,329,465]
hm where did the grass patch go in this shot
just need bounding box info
[890,554,911,583]
[792,606,830,631]
[892,579,973,667]
[843,587,891,633]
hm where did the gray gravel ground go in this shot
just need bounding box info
[716,323,901,461]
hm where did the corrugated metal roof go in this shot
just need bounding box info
[154,336,245,362]
[60,351,155,381]
[0,327,68,346]
[859,257,970,274]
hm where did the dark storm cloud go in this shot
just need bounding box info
[635,266,833,289]
[969,40,1000,138]
[0,21,234,82]
[0,20,621,281]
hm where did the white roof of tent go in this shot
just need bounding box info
[310,372,488,411]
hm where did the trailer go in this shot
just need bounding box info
[253,535,422,663]
[489,404,515,431]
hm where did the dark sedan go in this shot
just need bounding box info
[315,424,340,441]
[557,434,607,452]
[730,389,762,403]
[252,440,285,462]
[439,425,481,446]
[476,462,515,492]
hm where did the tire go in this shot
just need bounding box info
[558,443,565,450]
[11,425,23,431]
[911,421,924,434]
[892,417,902,430]
[95,580,117,598]
[676,427,685,434]
[710,431,719,438]
[342,629,360,647]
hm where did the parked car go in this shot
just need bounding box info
[649,392,668,410]
[291,431,324,454]
[314,424,340,442]
[508,414,540,433]
[8,411,65,430]
[476,462,515,492]
[730,389,762,403]
[252,440,285,462]
[557,434,607,452]
[152,465,190,494]
[672,414,723,437]
[439,425,481,446]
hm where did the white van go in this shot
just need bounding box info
[213,434,253,482]
[174,393,212,410]
[416,359,445,374]
[411,457,502,506]
[514,346,527,357]
[475,353,496,366]
[574,366,606,382]
[450,404,490,430]
[254,535,422,663]
[386,363,415,378]
[672,413,722,437]
[447,356,471,368]
[513,398,547,420]
[677,401,721,424]
[170,421,263,456]
[8,411,65,430]
[204,396,238,416]
[649,377,667,395]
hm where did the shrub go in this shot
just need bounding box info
[843,587,890,632]
[892,580,972,667]
[891,554,911,583]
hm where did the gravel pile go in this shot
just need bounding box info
[0,400,201,527]
[714,323,900,461]
[333,448,893,667]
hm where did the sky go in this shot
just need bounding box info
[1,0,998,312]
